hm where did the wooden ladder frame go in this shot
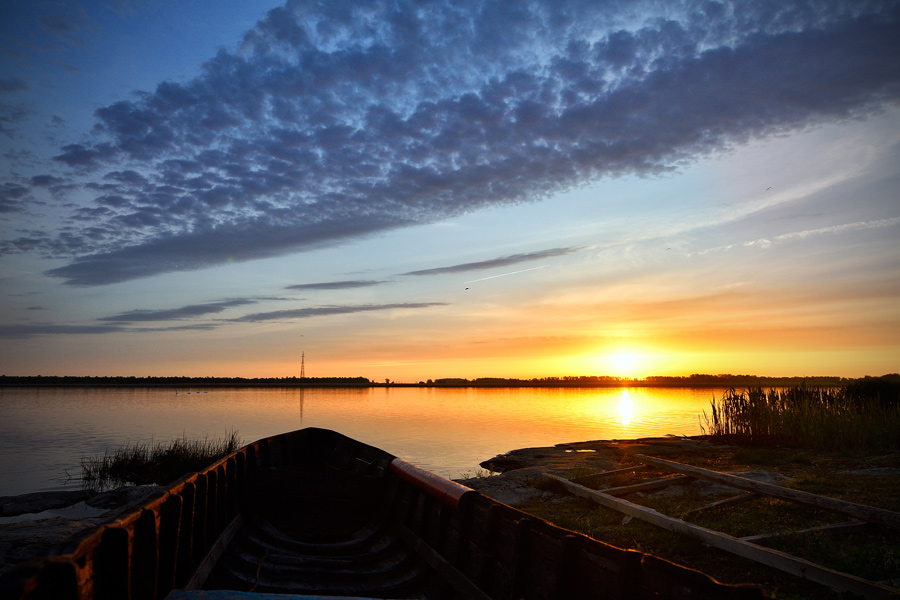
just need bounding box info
[545,454,900,600]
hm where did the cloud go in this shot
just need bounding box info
[0,323,127,339]
[0,102,34,138]
[4,0,899,285]
[400,247,579,276]
[285,280,386,290]
[0,78,27,94]
[772,217,900,241]
[38,2,96,50]
[232,302,447,322]
[701,217,900,254]
[0,182,31,213]
[99,298,257,322]
[0,321,222,339]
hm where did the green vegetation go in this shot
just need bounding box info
[701,375,900,450]
[80,431,242,491]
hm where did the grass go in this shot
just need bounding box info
[80,431,242,491]
[700,378,900,450]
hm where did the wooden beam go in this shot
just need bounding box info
[682,493,759,518]
[636,454,900,531]
[740,521,870,543]
[571,464,651,484]
[397,525,494,600]
[182,515,243,590]
[544,473,899,600]
[602,475,694,497]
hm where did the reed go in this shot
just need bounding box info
[701,385,900,450]
[81,431,242,490]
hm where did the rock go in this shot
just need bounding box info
[0,490,95,518]
[457,467,552,506]
[87,485,161,511]
[0,484,162,578]
[0,517,107,577]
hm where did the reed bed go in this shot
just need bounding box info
[81,431,242,491]
[701,384,900,450]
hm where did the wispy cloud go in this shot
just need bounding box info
[285,280,386,291]
[771,217,900,242]
[2,1,897,285]
[232,302,447,323]
[401,247,578,276]
[701,217,900,254]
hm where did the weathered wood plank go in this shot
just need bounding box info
[571,464,651,484]
[602,475,694,497]
[397,525,494,600]
[635,454,900,531]
[682,493,758,518]
[740,520,871,543]
[182,515,243,591]
[545,473,900,600]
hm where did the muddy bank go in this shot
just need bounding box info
[458,435,791,505]
[458,434,900,506]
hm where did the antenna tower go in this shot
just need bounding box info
[300,351,305,378]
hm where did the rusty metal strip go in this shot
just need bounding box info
[389,458,474,509]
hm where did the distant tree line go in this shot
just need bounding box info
[0,375,372,387]
[426,374,856,388]
[2,373,894,389]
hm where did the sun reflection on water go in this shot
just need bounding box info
[619,388,633,426]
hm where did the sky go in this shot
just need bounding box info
[0,0,898,382]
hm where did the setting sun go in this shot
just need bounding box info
[601,351,645,379]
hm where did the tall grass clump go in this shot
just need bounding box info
[701,378,900,450]
[81,431,242,491]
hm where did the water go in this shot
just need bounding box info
[0,386,725,498]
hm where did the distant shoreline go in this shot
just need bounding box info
[0,374,862,389]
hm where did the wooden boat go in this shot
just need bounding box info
[1,428,763,599]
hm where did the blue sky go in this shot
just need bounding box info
[1,0,898,380]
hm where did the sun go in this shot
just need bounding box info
[612,352,636,372]
[602,351,643,378]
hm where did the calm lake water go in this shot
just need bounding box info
[0,386,727,498]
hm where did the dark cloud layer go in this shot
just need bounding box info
[401,247,579,276]
[0,78,28,94]
[0,322,219,339]
[4,0,899,285]
[0,323,126,338]
[99,298,256,322]
[232,302,447,322]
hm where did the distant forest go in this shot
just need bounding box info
[0,373,891,388]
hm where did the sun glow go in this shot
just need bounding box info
[602,351,643,378]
